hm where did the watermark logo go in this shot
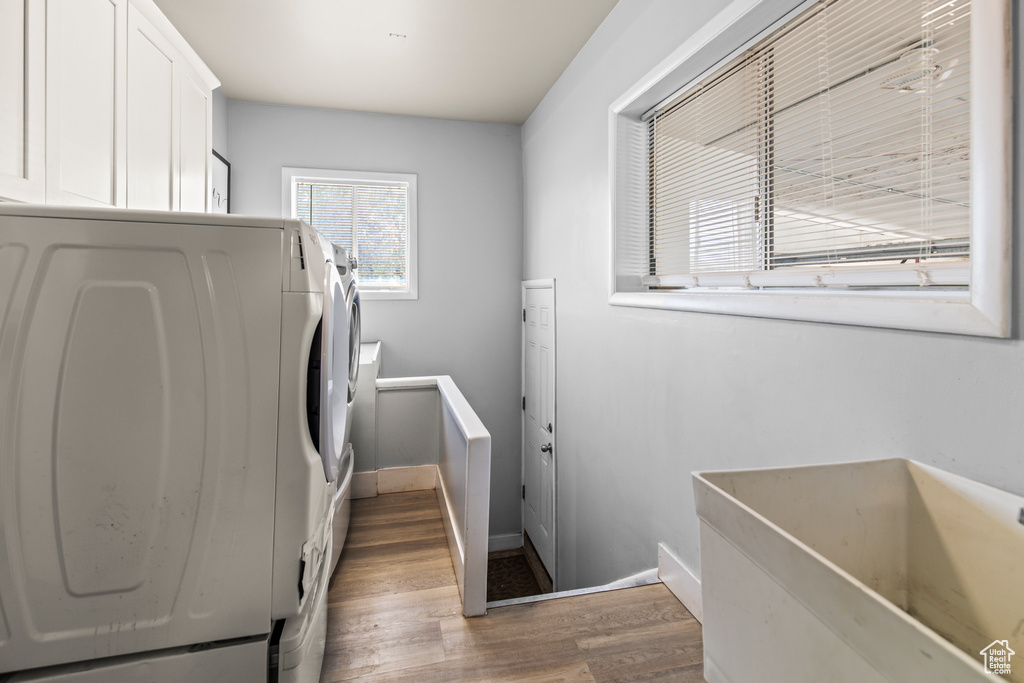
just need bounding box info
[980,640,1015,676]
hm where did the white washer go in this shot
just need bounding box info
[0,205,342,682]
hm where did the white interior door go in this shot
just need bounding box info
[522,280,555,584]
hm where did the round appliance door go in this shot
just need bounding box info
[343,286,360,448]
[318,264,349,483]
[346,286,360,403]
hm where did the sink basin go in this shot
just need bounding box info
[694,458,1024,682]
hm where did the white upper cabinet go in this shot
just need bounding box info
[127,3,215,212]
[45,0,126,207]
[0,0,45,203]
[127,3,175,211]
[1,0,218,209]
[178,64,212,213]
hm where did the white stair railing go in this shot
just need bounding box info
[375,376,491,616]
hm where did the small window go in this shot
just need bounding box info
[283,167,418,300]
[610,0,1011,336]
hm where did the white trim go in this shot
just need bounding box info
[610,289,1004,338]
[374,376,490,445]
[609,0,810,121]
[280,166,418,301]
[131,0,220,90]
[376,376,437,391]
[487,571,661,609]
[436,465,466,593]
[606,568,660,589]
[488,533,523,553]
[351,471,378,499]
[351,465,438,498]
[967,0,1013,336]
[644,263,971,290]
[609,0,1012,338]
[435,458,488,618]
[437,375,490,441]
[658,543,703,623]
[377,465,436,494]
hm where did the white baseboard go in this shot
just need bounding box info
[351,465,438,499]
[377,465,437,494]
[658,542,703,623]
[607,568,659,589]
[351,471,378,499]
[488,533,523,553]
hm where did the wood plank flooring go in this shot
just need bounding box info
[320,490,704,682]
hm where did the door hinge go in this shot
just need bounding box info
[522,396,526,410]
[522,484,525,500]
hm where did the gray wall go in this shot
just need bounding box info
[227,101,524,540]
[523,0,1024,590]
[376,388,440,469]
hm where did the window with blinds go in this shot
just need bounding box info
[284,169,417,299]
[610,0,1009,335]
[645,0,972,290]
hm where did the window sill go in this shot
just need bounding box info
[608,288,1007,337]
[360,289,418,301]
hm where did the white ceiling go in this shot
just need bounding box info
[152,0,619,125]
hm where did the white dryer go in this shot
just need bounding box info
[0,205,343,682]
[323,243,360,577]
[311,236,347,485]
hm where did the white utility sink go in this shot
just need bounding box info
[694,458,1024,682]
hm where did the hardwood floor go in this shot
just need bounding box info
[320,490,704,682]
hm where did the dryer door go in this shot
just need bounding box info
[342,286,360,448]
[346,286,361,404]
[318,263,349,483]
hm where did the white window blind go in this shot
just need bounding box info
[645,0,972,290]
[284,168,417,299]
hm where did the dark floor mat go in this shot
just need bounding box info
[487,553,542,602]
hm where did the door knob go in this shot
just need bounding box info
[541,444,552,453]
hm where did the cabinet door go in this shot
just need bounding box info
[45,0,127,207]
[178,64,210,213]
[126,3,176,211]
[0,0,44,203]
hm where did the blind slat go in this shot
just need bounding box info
[295,180,410,289]
[649,0,971,283]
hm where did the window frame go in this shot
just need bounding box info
[608,0,1011,337]
[282,167,418,301]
